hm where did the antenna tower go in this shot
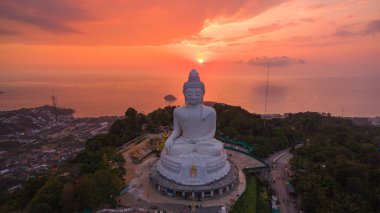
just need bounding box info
[51,95,58,122]
[263,63,270,130]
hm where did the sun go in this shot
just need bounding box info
[197,58,204,64]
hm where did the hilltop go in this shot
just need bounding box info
[1,103,379,212]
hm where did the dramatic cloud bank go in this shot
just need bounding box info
[0,0,286,45]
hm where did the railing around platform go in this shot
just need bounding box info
[223,146,270,169]
[117,133,149,153]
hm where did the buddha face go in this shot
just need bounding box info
[184,88,203,106]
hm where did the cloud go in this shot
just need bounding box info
[0,28,20,35]
[0,0,287,45]
[333,19,380,38]
[248,23,282,35]
[361,19,380,35]
[0,1,89,34]
[248,17,317,36]
[299,18,316,23]
[247,56,306,67]
[334,29,355,37]
[306,4,328,11]
[288,35,314,41]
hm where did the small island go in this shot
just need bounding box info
[163,94,177,102]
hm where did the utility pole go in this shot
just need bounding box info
[51,95,58,122]
[263,63,270,131]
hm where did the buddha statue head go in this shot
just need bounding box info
[183,69,205,106]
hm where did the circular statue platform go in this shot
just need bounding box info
[150,159,239,200]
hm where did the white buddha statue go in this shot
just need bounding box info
[157,69,230,186]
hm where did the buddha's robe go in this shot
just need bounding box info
[166,105,223,156]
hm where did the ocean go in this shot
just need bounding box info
[1,73,379,117]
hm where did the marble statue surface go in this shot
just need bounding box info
[157,69,230,186]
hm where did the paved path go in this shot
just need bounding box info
[266,149,298,213]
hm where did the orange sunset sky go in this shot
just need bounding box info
[0,0,380,116]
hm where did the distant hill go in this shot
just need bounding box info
[203,101,217,107]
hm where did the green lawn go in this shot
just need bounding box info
[230,173,257,213]
[230,172,270,213]
[257,181,270,213]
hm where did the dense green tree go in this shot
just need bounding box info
[75,170,123,210]
[0,177,48,212]
[19,177,48,207]
[60,183,76,213]
[109,107,146,141]
[289,112,380,212]
[146,106,176,132]
[124,107,137,119]
[26,177,63,213]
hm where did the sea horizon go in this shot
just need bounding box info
[1,71,379,118]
